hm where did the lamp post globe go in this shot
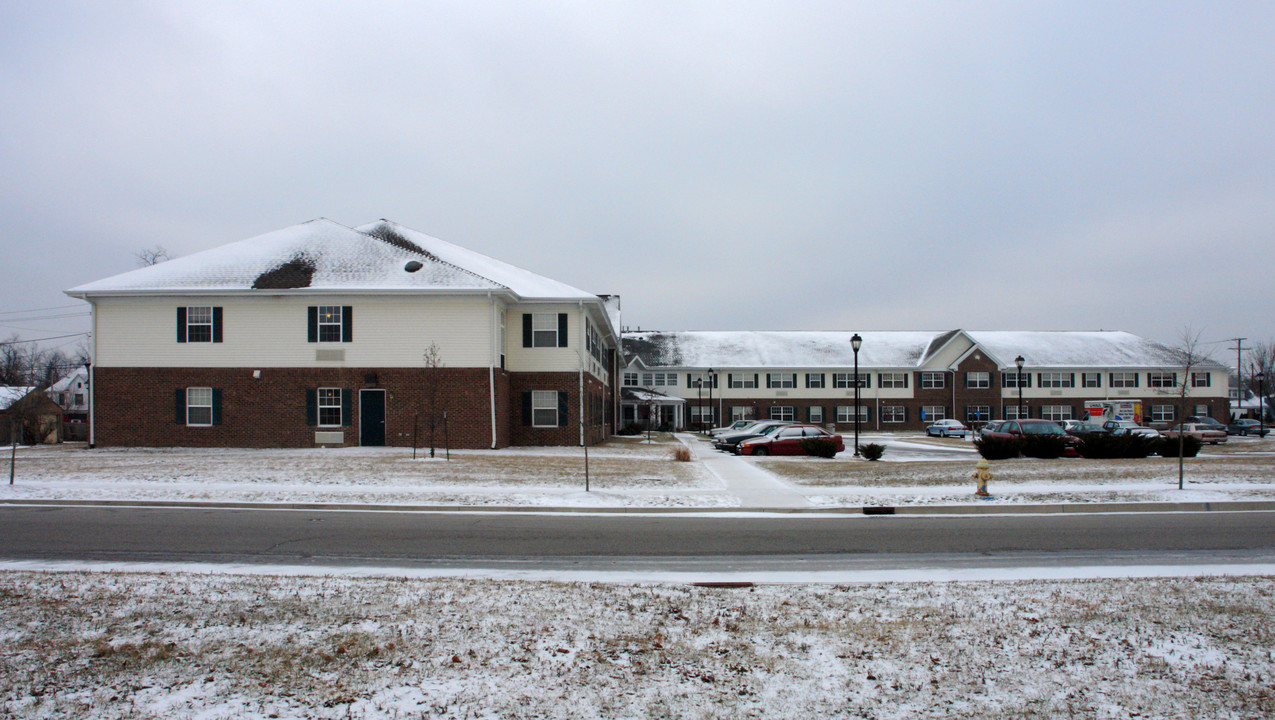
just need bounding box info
[1015,355,1025,421]
[851,333,862,457]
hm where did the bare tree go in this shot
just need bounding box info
[1161,327,1211,490]
[0,335,34,386]
[134,246,170,266]
[1244,340,1274,419]
[421,343,445,458]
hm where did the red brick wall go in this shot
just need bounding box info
[507,372,610,446]
[95,367,503,449]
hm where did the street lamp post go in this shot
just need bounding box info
[696,378,703,432]
[852,333,862,457]
[707,367,715,432]
[1015,355,1026,422]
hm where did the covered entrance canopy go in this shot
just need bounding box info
[620,388,686,431]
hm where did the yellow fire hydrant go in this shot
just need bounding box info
[972,458,992,497]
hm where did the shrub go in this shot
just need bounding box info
[616,424,643,436]
[668,445,692,462]
[974,436,1023,460]
[1021,435,1068,459]
[799,438,840,458]
[1157,435,1202,458]
[859,443,885,461]
[1077,434,1156,459]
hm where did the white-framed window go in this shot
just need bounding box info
[922,405,946,421]
[833,373,869,388]
[1110,372,1139,388]
[1151,405,1174,422]
[836,406,868,423]
[641,373,677,387]
[879,373,908,389]
[1148,372,1177,389]
[688,372,717,388]
[768,373,796,389]
[806,373,825,389]
[769,406,795,421]
[532,390,558,427]
[74,393,84,406]
[317,388,343,426]
[186,387,213,426]
[689,406,716,424]
[881,406,906,423]
[185,306,213,343]
[729,374,757,389]
[1041,405,1073,421]
[318,306,343,342]
[1038,372,1074,389]
[966,372,990,389]
[1191,373,1211,388]
[1005,405,1025,420]
[1194,404,1209,416]
[531,313,559,348]
[498,309,506,369]
[1002,372,1031,388]
[731,406,755,422]
[808,406,824,423]
[1082,373,1101,388]
[966,405,990,422]
[920,372,946,389]
[623,373,638,386]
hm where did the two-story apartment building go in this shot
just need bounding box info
[66,219,621,448]
[620,330,1229,431]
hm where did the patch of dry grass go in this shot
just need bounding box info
[1,571,1273,718]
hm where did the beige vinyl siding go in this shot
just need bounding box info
[503,304,584,373]
[93,295,495,368]
[655,369,916,401]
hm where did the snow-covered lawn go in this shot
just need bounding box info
[0,436,724,508]
[2,570,1272,718]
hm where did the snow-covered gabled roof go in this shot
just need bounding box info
[623,330,1226,370]
[355,220,600,302]
[623,331,938,368]
[49,367,87,393]
[0,386,37,411]
[963,331,1226,369]
[67,219,507,296]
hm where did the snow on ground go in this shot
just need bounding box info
[1,570,1272,719]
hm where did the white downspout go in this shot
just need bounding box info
[488,293,497,449]
[578,300,585,446]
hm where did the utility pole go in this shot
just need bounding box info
[1228,338,1246,417]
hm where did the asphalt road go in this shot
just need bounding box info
[2,505,1274,572]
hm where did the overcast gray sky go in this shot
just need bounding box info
[2,1,1272,360]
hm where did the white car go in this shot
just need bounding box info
[926,419,968,438]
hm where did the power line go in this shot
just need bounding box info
[0,332,91,345]
[0,303,86,316]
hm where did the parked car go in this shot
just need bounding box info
[713,421,792,452]
[1101,420,1142,434]
[1225,419,1270,437]
[1068,421,1108,438]
[1187,416,1228,434]
[1111,426,1162,439]
[1163,423,1227,444]
[1061,419,1084,433]
[976,421,1005,439]
[709,420,755,436]
[737,424,845,456]
[925,419,968,438]
[978,419,1081,456]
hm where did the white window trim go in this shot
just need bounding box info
[531,313,559,348]
[768,373,796,389]
[836,406,868,423]
[1148,372,1177,389]
[966,372,990,389]
[879,373,908,389]
[1110,372,1138,388]
[922,405,947,421]
[882,406,906,423]
[532,390,558,427]
[317,387,342,427]
[317,305,343,343]
[186,387,213,427]
[186,306,213,343]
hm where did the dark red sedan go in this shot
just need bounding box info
[979,419,1081,456]
[737,424,845,456]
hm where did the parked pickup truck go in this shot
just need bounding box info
[1161,423,1227,445]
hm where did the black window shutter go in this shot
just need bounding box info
[305,389,317,426]
[341,306,353,343]
[307,307,318,343]
[175,388,185,424]
[804,374,811,389]
[558,391,569,426]
[522,314,532,347]
[753,373,758,388]
[211,389,223,425]
[819,405,826,422]
[766,374,773,389]
[342,389,353,426]
[176,307,187,343]
[713,374,718,389]
[727,373,733,387]
[1069,373,1075,387]
[557,313,568,347]
[212,307,223,343]
[521,392,532,425]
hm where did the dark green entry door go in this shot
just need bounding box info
[360,389,386,446]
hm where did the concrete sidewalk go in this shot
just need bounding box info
[678,432,811,508]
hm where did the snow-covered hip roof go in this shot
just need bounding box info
[66,218,601,302]
[0,386,38,411]
[623,330,1224,370]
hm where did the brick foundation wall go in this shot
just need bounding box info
[95,367,504,449]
